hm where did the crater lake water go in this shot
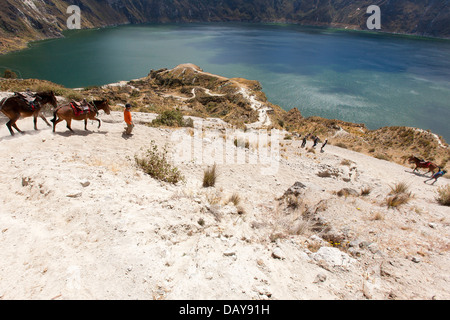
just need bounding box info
[1,23,450,141]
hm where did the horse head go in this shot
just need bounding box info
[93,99,111,115]
[408,156,419,163]
[36,91,58,108]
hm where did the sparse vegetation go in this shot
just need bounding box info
[285,194,300,209]
[3,69,17,79]
[135,141,185,184]
[203,164,218,188]
[151,109,192,127]
[334,142,348,149]
[436,185,450,206]
[386,182,413,208]
[228,192,241,206]
[389,182,410,195]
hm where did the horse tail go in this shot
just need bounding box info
[0,97,7,111]
[50,107,60,123]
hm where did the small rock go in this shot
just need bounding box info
[66,191,82,198]
[412,256,421,263]
[272,247,285,260]
[22,177,31,187]
[80,180,90,188]
[312,247,355,269]
[223,249,236,257]
[428,223,437,229]
[313,273,327,284]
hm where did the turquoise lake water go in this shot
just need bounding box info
[1,23,449,141]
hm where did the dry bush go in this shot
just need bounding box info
[203,164,218,188]
[436,185,450,206]
[228,192,241,206]
[135,141,185,184]
[386,182,412,208]
[285,194,300,209]
[371,212,385,221]
[389,182,410,195]
[334,142,348,149]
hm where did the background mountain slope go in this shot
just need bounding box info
[1,0,449,54]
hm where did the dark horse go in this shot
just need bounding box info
[0,91,58,136]
[408,156,439,175]
[51,99,111,133]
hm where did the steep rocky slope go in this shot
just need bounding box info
[1,0,449,54]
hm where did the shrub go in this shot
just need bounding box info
[285,194,300,209]
[203,164,218,188]
[135,141,185,184]
[152,109,191,127]
[386,182,412,208]
[389,182,410,195]
[228,192,241,206]
[375,153,391,161]
[436,185,450,206]
[3,69,17,79]
[386,193,412,208]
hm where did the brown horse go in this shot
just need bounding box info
[51,99,111,133]
[408,156,439,175]
[0,91,57,136]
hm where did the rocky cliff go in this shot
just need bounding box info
[1,0,449,54]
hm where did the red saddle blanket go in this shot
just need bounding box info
[71,103,90,116]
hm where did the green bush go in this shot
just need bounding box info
[3,69,17,79]
[135,141,185,184]
[152,109,192,127]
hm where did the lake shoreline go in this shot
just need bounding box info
[1,23,449,143]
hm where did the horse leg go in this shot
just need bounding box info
[66,119,74,132]
[84,119,88,131]
[90,116,101,129]
[8,113,24,135]
[40,112,52,127]
[53,118,63,133]
[11,121,24,135]
[5,120,15,136]
[33,113,38,130]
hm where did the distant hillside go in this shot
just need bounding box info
[1,0,449,54]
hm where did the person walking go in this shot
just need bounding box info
[124,103,134,135]
[313,136,320,148]
[301,136,307,148]
[321,139,328,152]
[424,168,447,185]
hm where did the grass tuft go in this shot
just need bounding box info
[203,164,218,188]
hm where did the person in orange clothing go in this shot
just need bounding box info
[124,103,134,135]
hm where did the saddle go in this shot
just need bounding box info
[70,100,91,116]
[419,161,431,167]
[14,92,39,111]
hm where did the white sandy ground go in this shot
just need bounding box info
[0,110,449,300]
